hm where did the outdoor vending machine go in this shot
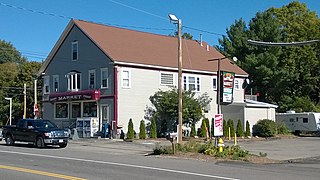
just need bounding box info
[76,117,99,138]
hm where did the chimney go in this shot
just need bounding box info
[206,44,209,51]
[200,34,203,46]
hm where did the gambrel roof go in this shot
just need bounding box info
[39,19,248,76]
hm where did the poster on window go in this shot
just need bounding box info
[221,72,235,103]
[214,114,223,136]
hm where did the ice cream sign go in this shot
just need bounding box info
[222,72,235,103]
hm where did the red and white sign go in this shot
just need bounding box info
[34,104,38,112]
[214,114,223,136]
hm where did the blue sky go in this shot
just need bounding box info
[0,0,319,62]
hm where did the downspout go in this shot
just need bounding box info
[114,66,118,133]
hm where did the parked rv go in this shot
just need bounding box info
[276,111,320,134]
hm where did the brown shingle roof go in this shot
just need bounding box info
[40,19,248,76]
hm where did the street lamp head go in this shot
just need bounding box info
[5,97,12,100]
[232,57,238,62]
[168,14,179,22]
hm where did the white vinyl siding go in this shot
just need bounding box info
[101,68,108,88]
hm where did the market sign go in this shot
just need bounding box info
[49,90,100,102]
[214,114,223,136]
[221,71,235,104]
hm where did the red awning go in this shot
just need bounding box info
[49,90,100,102]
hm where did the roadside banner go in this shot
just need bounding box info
[214,114,223,136]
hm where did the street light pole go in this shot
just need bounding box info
[5,97,12,125]
[169,14,183,144]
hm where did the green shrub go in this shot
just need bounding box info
[245,120,251,137]
[127,118,134,140]
[150,117,157,139]
[276,122,290,134]
[223,119,228,137]
[190,124,196,137]
[153,145,173,155]
[211,118,214,137]
[200,119,207,137]
[227,119,235,137]
[176,140,203,153]
[204,118,210,137]
[236,119,244,137]
[253,119,277,137]
[139,120,146,139]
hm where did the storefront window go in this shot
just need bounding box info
[55,103,68,118]
[72,102,81,118]
[83,101,97,117]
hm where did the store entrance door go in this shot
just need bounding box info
[101,105,110,138]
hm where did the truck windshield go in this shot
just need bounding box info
[33,120,58,129]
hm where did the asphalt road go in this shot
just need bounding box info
[0,137,319,180]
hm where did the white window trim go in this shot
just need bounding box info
[72,41,78,61]
[52,75,59,92]
[43,76,50,94]
[183,75,201,92]
[160,72,174,86]
[101,68,109,89]
[88,69,96,89]
[54,102,69,120]
[234,79,240,90]
[121,68,131,88]
[212,76,217,90]
[67,72,81,91]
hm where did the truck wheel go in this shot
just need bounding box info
[59,143,67,148]
[36,137,45,148]
[5,135,14,146]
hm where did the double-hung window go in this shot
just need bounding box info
[67,72,81,91]
[72,41,78,60]
[43,76,50,94]
[88,70,96,89]
[53,75,59,92]
[183,75,200,92]
[234,79,240,90]
[122,68,131,88]
[101,68,108,88]
[212,76,217,90]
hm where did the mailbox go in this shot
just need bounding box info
[102,123,109,138]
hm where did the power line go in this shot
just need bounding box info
[0,1,224,38]
[247,39,320,46]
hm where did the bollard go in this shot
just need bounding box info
[218,138,224,153]
[234,133,237,146]
[228,127,231,140]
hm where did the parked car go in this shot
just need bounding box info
[0,127,3,141]
[2,119,69,148]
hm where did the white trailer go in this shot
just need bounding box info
[276,112,320,133]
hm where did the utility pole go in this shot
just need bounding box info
[24,83,26,119]
[34,79,38,119]
[168,14,183,144]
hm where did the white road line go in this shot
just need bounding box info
[0,150,240,180]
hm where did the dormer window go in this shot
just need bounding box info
[67,71,81,91]
[72,41,78,60]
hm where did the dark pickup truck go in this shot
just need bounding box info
[2,119,69,148]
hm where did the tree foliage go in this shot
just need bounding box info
[200,119,207,138]
[227,119,235,137]
[147,88,211,134]
[236,119,244,137]
[139,120,146,139]
[245,120,251,137]
[0,40,42,124]
[150,117,157,139]
[218,2,320,112]
[127,118,134,140]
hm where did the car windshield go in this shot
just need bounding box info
[33,120,58,129]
